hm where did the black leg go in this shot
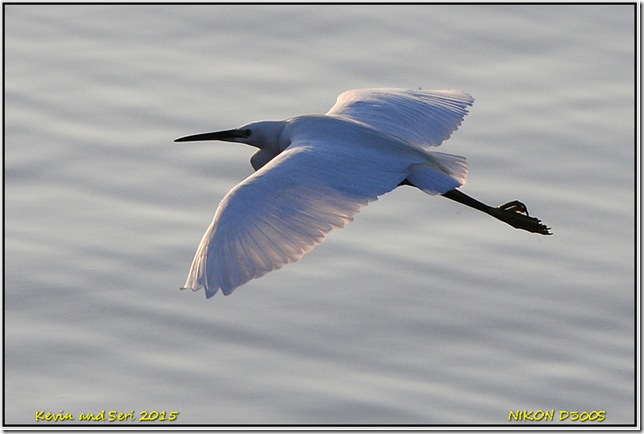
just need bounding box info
[441,188,551,235]
[441,189,493,214]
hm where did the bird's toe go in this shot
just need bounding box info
[498,200,529,215]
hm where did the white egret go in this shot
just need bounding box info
[176,88,550,298]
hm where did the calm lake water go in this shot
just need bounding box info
[4,4,636,427]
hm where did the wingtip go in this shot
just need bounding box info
[180,285,219,299]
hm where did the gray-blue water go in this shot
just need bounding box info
[4,4,636,426]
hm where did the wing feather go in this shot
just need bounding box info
[326,88,474,149]
[184,139,412,297]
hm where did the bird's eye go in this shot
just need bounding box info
[243,129,252,137]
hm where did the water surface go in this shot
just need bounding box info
[4,4,636,426]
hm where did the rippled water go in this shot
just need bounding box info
[4,4,636,427]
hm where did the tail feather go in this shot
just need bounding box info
[407,152,468,195]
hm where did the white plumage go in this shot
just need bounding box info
[175,88,550,298]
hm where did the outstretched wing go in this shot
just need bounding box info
[183,138,414,297]
[326,88,474,149]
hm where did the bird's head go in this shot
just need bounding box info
[174,120,286,155]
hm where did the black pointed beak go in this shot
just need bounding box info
[174,128,248,143]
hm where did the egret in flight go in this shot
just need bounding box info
[176,88,550,298]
